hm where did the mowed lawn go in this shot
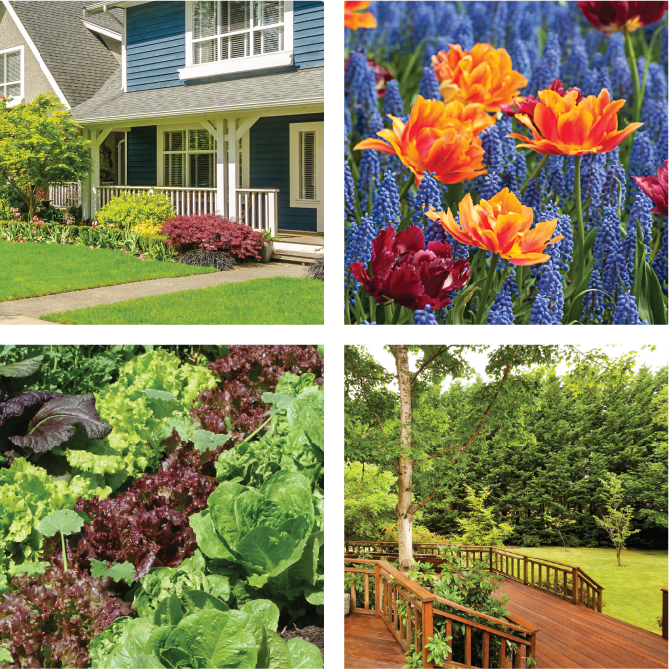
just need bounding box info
[0,241,214,301]
[510,546,667,633]
[42,277,324,324]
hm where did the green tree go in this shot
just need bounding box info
[594,473,640,566]
[344,462,396,540]
[0,93,90,219]
[455,485,515,546]
[544,508,576,551]
[344,345,595,570]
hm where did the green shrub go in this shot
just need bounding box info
[95,191,175,234]
[521,534,542,548]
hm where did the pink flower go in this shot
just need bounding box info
[66,220,72,226]
[139,254,144,260]
[32,228,36,232]
[90,246,94,250]
[92,221,98,227]
[109,224,114,228]
[14,212,20,218]
[33,216,39,222]
[38,221,44,227]
[633,160,668,216]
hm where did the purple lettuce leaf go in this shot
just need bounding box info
[9,394,112,453]
[0,390,61,427]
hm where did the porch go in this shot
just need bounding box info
[70,111,323,240]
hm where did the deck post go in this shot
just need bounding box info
[597,586,603,613]
[523,555,528,584]
[572,567,579,605]
[489,546,493,573]
[422,598,434,669]
[374,564,380,618]
[662,588,667,639]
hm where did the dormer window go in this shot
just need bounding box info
[181,1,293,80]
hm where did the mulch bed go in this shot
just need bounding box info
[279,612,324,655]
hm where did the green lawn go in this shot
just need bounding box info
[42,277,324,324]
[0,241,214,301]
[508,546,667,633]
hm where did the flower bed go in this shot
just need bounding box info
[0,346,324,668]
[344,0,668,324]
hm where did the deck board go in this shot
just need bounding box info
[500,578,668,668]
[345,614,407,668]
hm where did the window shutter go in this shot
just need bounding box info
[299,131,316,201]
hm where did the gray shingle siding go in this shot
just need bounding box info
[10,1,119,107]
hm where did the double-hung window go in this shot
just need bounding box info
[181,1,293,79]
[163,129,216,188]
[0,47,22,102]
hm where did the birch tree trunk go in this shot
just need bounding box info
[393,345,414,572]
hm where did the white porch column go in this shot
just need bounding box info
[226,118,238,220]
[91,127,113,217]
[82,128,92,220]
[215,119,225,216]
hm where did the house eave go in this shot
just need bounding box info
[74,98,325,126]
[84,1,147,13]
[82,19,122,40]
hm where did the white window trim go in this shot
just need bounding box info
[157,122,219,188]
[289,121,324,232]
[180,1,293,80]
[121,8,127,92]
[0,45,24,106]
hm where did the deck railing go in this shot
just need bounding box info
[345,542,604,613]
[345,558,537,669]
[662,588,668,640]
[236,188,279,237]
[49,182,82,208]
[98,186,217,216]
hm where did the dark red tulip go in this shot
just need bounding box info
[577,1,668,34]
[344,57,394,96]
[633,160,668,216]
[349,225,471,310]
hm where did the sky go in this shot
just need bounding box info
[360,344,668,391]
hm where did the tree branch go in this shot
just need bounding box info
[410,345,447,387]
[410,479,448,515]
[427,344,521,462]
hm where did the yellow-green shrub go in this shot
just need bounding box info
[95,191,175,233]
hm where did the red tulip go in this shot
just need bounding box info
[500,79,583,120]
[348,225,470,310]
[577,1,667,34]
[633,160,668,216]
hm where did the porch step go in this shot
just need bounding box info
[271,249,322,265]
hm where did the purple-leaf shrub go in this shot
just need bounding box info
[162,214,264,260]
[0,561,131,669]
[190,345,324,443]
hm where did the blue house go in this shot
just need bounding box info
[71,0,324,244]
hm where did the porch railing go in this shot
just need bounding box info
[345,558,537,668]
[98,186,217,217]
[345,542,604,612]
[236,188,279,237]
[49,182,82,208]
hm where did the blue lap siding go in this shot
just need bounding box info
[124,2,323,93]
[127,126,157,186]
[249,113,324,232]
[126,1,185,92]
[294,1,324,69]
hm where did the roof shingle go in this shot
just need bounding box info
[10,1,120,107]
[71,67,324,123]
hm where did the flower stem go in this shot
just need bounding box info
[391,302,403,324]
[519,155,549,195]
[573,154,585,291]
[399,175,415,203]
[476,253,499,324]
[624,29,642,123]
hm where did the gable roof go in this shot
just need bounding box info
[71,67,324,123]
[82,6,123,37]
[9,1,120,107]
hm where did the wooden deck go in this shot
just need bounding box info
[345,614,408,668]
[500,578,668,668]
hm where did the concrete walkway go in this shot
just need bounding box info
[0,262,305,323]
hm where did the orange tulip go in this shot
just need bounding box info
[432,43,528,112]
[507,88,643,156]
[344,1,377,30]
[353,96,494,185]
[426,189,563,266]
